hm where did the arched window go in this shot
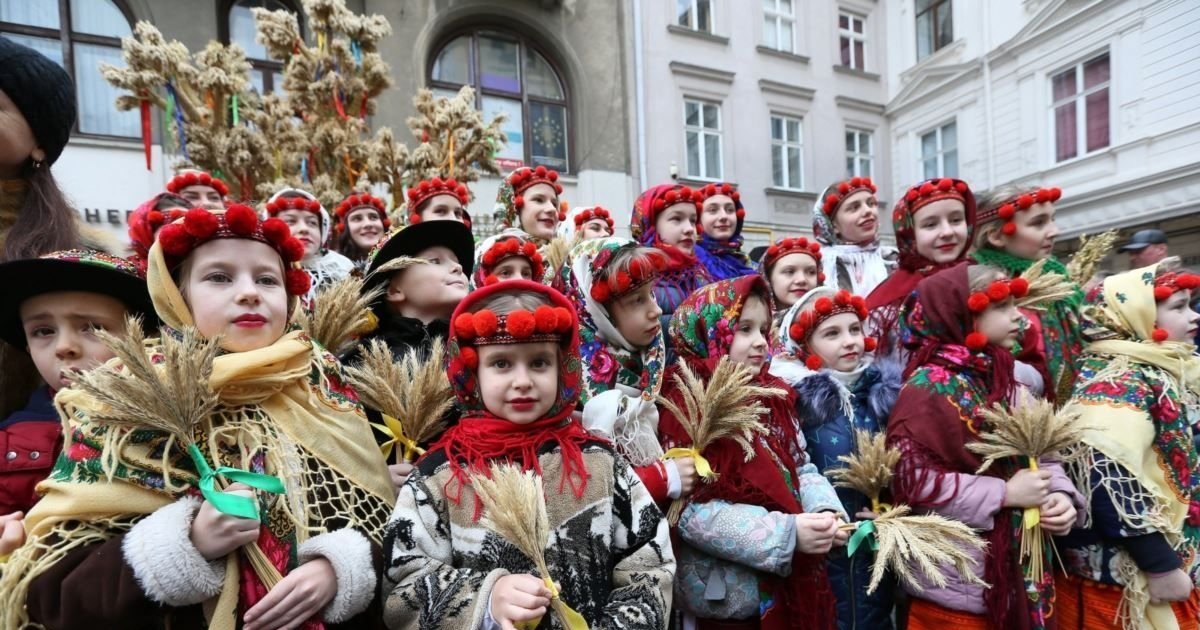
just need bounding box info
[220,0,299,94]
[429,31,571,173]
[0,0,137,138]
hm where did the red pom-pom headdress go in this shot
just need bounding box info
[165,170,229,197]
[574,207,615,233]
[967,278,1029,313]
[452,304,575,347]
[697,183,745,221]
[899,177,970,216]
[786,290,869,346]
[506,166,564,218]
[821,176,877,216]
[977,187,1062,237]
[649,186,703,217]
[155,205,311,297]
[477,235,546,284]
[589,251,667,303]
[334,193,390,234]
[1153,271,1200,302]
[406,176,471,225]
[762,236,824,281]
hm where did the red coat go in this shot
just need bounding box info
[0,386,62,515]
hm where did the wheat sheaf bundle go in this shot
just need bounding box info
[827,430,901,513]
[1015,258,1078,311]
[66,316,285,587]
[1066,229,1119,286]
[967,398,1091,579]
[471,463,589,630]
[542,236,572,281]
[845,505,988,594]
[343,337,452,462]
[296,275,383,355]
[656,357,778,523]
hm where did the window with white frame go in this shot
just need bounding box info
[921,121,958,178]
[763,0,795,53]
[1051,52,1110,163]
[838,12,865,71]
[676,0,713,33]
[685,99,722,180]
[770,115,803,189]
[845,128,872,178]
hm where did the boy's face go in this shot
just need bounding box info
[178,185,225,211]
[728,295,771,371]
[419,195,467,224]
[477,341,558,425]
[386,246,468,323]
[20,291,129,389]
[607,281,662,348]
[277,209,322,260]
[182,239,290,353]
[519,183,559,241]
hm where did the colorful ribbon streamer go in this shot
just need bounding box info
[186,444,285,520]
[333,85,348,120]
[165,80,189,161]
[662,447,714,479]
[847,520,878,557]
[350,39,362,66]
[231,93,240,126]
[370,414,425,463]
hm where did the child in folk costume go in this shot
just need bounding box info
[0,250,157,539]
[659,276,848,630]
[629,184,713,350]
[332,192,391,272]
[493,166,566,284]
[695,182,756,280]
[758,236,825,329]
[866,178,975,359]
[886,264,1083,630]
[264,188,355,307]
[556,236,699,504]
[471,232,547,289]
[0,205,395,629]
[165,169,229,211]
[770,287,901,629]
[1057,264,1200,630]
[972,183,1084,402]
[561,205,616,243]
[813,177,897,297]
[127,192,190,271]
[381,280,674,629]
[403,175,472,227]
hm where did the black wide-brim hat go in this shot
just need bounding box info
[0,251,160,348]
[363,220,476,308]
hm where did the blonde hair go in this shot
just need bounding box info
[973,182,1038,252]
[967,264,1007,292]
[470,290,552,315]
[601,245,666,280]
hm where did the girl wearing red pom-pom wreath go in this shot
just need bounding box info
[812,177,898,297]
[770,286,902,630]
[264,188,355,308]
[1055,261,1200,630]
[972,183,1084,404]
[886,264,1083,630]
[3,205,395,629]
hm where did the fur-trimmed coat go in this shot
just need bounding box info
[381,439,675,629]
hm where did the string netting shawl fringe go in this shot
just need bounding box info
[812,182,897,297]
[0,239,395,630]
[657,275,836,630]
[885,264,1050,630]
[556,237,667,467]
[1060,264,1200,630]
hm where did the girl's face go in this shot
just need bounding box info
[833,191,879,244]
[0,88,36,177]
[606,281,663,349]
[493,257,534,282]
[913,199,969,264]
[182,239,289,353]
[477,340,559,425]
[975,298,1024,350]
[277,209,322,260]
[1156,290,1200,343]
[519,183,559,240]
[20,291,127,390]
[700,194,737,241]
[988,202,1060,260]
[807,312,865,372]
[419,194,467,224]
[654,203,699,254]
[347,207,385,251]
[728,295,771,371]
[580,219,613,240]
[769,253,820,309]
[179,185,225,211]
[386,245,468,323]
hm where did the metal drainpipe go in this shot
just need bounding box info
[632,0,648,190]
[982,0,996,188]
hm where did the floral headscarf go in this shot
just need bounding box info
[556,237,666,404]
[669,274,771,370]
[812,180,895,296]
[630,184,711,323]
[695,182,755,280]
[471,231,546,289]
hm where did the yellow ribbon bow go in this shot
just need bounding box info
[370,414,424,463]
[662,447,715,479]
[1023,459,1041,530]
[515,577,589,630]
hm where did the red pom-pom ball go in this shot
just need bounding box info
[459,346,479,369]
[1154,286,1175,302]
[814,297,834,315]
[968,293,991,313]
[554,307,574,332]
[454,313,476,340]
[507,310,536,338]
[158,224,193,256]
[1010,277,1030,298]
[183,208,219,239]
[805,355,824,371]
[1152,328,1170,343]
[261,218,291,244]
[285,268,311,296]
[473,310,499,337]
[225,205,258,236]
[965,332,989,351]
[864,337,877,352]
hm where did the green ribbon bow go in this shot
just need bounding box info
[847,520,879,557]
[187,444,285,520]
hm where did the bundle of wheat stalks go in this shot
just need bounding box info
[343,337,453,463]
[67,317,285,587]
[296,275,382,355]
[1066,230,1119,286]
[471,463,589,630]
[968,398,1090,579]
[831,430,986,594]
[1015,258,1078,311]
[655,357,777,524]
